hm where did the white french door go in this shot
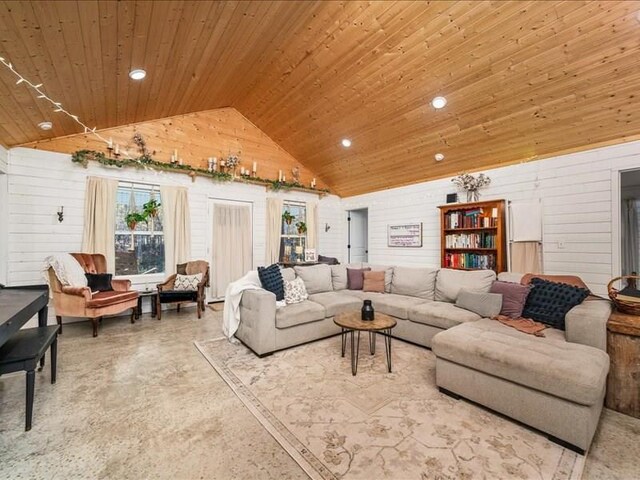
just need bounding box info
[207,198,253,301]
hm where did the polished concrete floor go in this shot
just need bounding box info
[0,307,638,479]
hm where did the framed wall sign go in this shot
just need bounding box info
[387,223,423,247]
[304,248,317,262]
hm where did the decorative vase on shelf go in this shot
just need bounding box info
[361,300,374,321]
[466,190,480,202]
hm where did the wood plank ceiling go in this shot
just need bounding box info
[1,1,640,196]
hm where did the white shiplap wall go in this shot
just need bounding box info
[0,145,8,285]
[343,141,640,296]
[6,147,344,325]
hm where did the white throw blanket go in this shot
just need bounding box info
[42,254,88,294]
[223,270,262,340]
[223,270,286,340]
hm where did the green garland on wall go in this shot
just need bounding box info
[70,149,330,195]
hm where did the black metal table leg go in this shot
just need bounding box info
[51,335,57,384]
[369,331,376,355]
[384,329,392,373]
[25,370,35,431]
[350,330,361,376]
[341,328,346,357]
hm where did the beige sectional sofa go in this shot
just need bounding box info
[235,263,610,453]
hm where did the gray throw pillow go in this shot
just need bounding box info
[455,289,503,318]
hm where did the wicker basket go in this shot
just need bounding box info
[607,275,640,315]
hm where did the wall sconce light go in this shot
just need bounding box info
[57,206,64,223]
[325,223,331,232]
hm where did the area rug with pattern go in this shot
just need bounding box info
[195,335,585,480]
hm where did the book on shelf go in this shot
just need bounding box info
[444,207,498,229]
[445,232,496,249]
[444,252,496,270]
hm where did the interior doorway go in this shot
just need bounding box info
[207,198,253,301]
[348,208,368,263]
[620,170,640,279]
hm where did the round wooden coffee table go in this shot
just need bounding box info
[334,312,397,376]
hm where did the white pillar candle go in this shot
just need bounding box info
[174,149,178,159]
[179,157,183,165]
[283,174,286,182]
[252,161,257,173]
[115,144,120,155]
[108,137,113,148]
[278,170,282,181]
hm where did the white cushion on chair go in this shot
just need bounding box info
[174,273,203,291]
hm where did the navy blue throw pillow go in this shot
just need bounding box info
[522,278,589,330]
[85,273,113,292]
[257,264,284,301]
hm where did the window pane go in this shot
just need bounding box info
[115,183,165,275]
[281,202,306,235]
[279,236,306,264]
[115,233,165,275]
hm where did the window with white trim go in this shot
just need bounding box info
[280,201,307,263]
[115,182,165,276]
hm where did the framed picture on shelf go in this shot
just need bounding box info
[304,249,317,262]
[387,223,423,247]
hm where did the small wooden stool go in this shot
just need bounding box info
[0,325,60,430]
[606,310,640,418]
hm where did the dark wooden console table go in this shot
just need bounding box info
[0,285,49,344]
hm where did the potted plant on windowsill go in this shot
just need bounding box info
[296,221,307,235]
[143,198,161,218]
[125,212,147,231]
[282,210,295,225]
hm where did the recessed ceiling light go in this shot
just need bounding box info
[341,138,352,148]
[129,69,146,80]
[431,96,447,109]
[38,121,52,130]
[434,153,445,162]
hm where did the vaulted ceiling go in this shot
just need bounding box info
[1,1,640,196]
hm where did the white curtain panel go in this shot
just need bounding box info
[160,185,191,275]
[81,176,118,272]
[306,201,318,250]
[213,203,252,298]
[265,197,282,265]
[511,241,542,274]
[621,198,639,276]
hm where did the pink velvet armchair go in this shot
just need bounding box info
[48,253,139,337]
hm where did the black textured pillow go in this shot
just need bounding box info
[522,278,589,330]
[85,273,113,292]
[257,264,285,301]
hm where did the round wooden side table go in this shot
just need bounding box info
[606,309,640,418]
[334,312,397,376]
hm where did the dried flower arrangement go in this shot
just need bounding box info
[452,172,491,202]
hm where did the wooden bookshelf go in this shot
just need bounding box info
[438,199,507,273]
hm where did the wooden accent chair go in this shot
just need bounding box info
[156,261,209,320]
[48,253,139,337]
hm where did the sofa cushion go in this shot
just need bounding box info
[367,265,394,293]
[275,300,326,329]
[174,273,203,291]
[490,281,531,318]
[258,264,285,301]
[358,293,427,319]
[435,268,496,303]
[280,267,296,282]
[87,290,139,308]
[347,267,371,290]
[317,255,339,265]
[363,271,385,293]
[409,301,481,329]
[456,289,502,318]
[522,278,590,330]
[432,319,610,406]
[308,291,362,317]
[390,266,437,300]
[294,264,333,294]
[331,265,348,291]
